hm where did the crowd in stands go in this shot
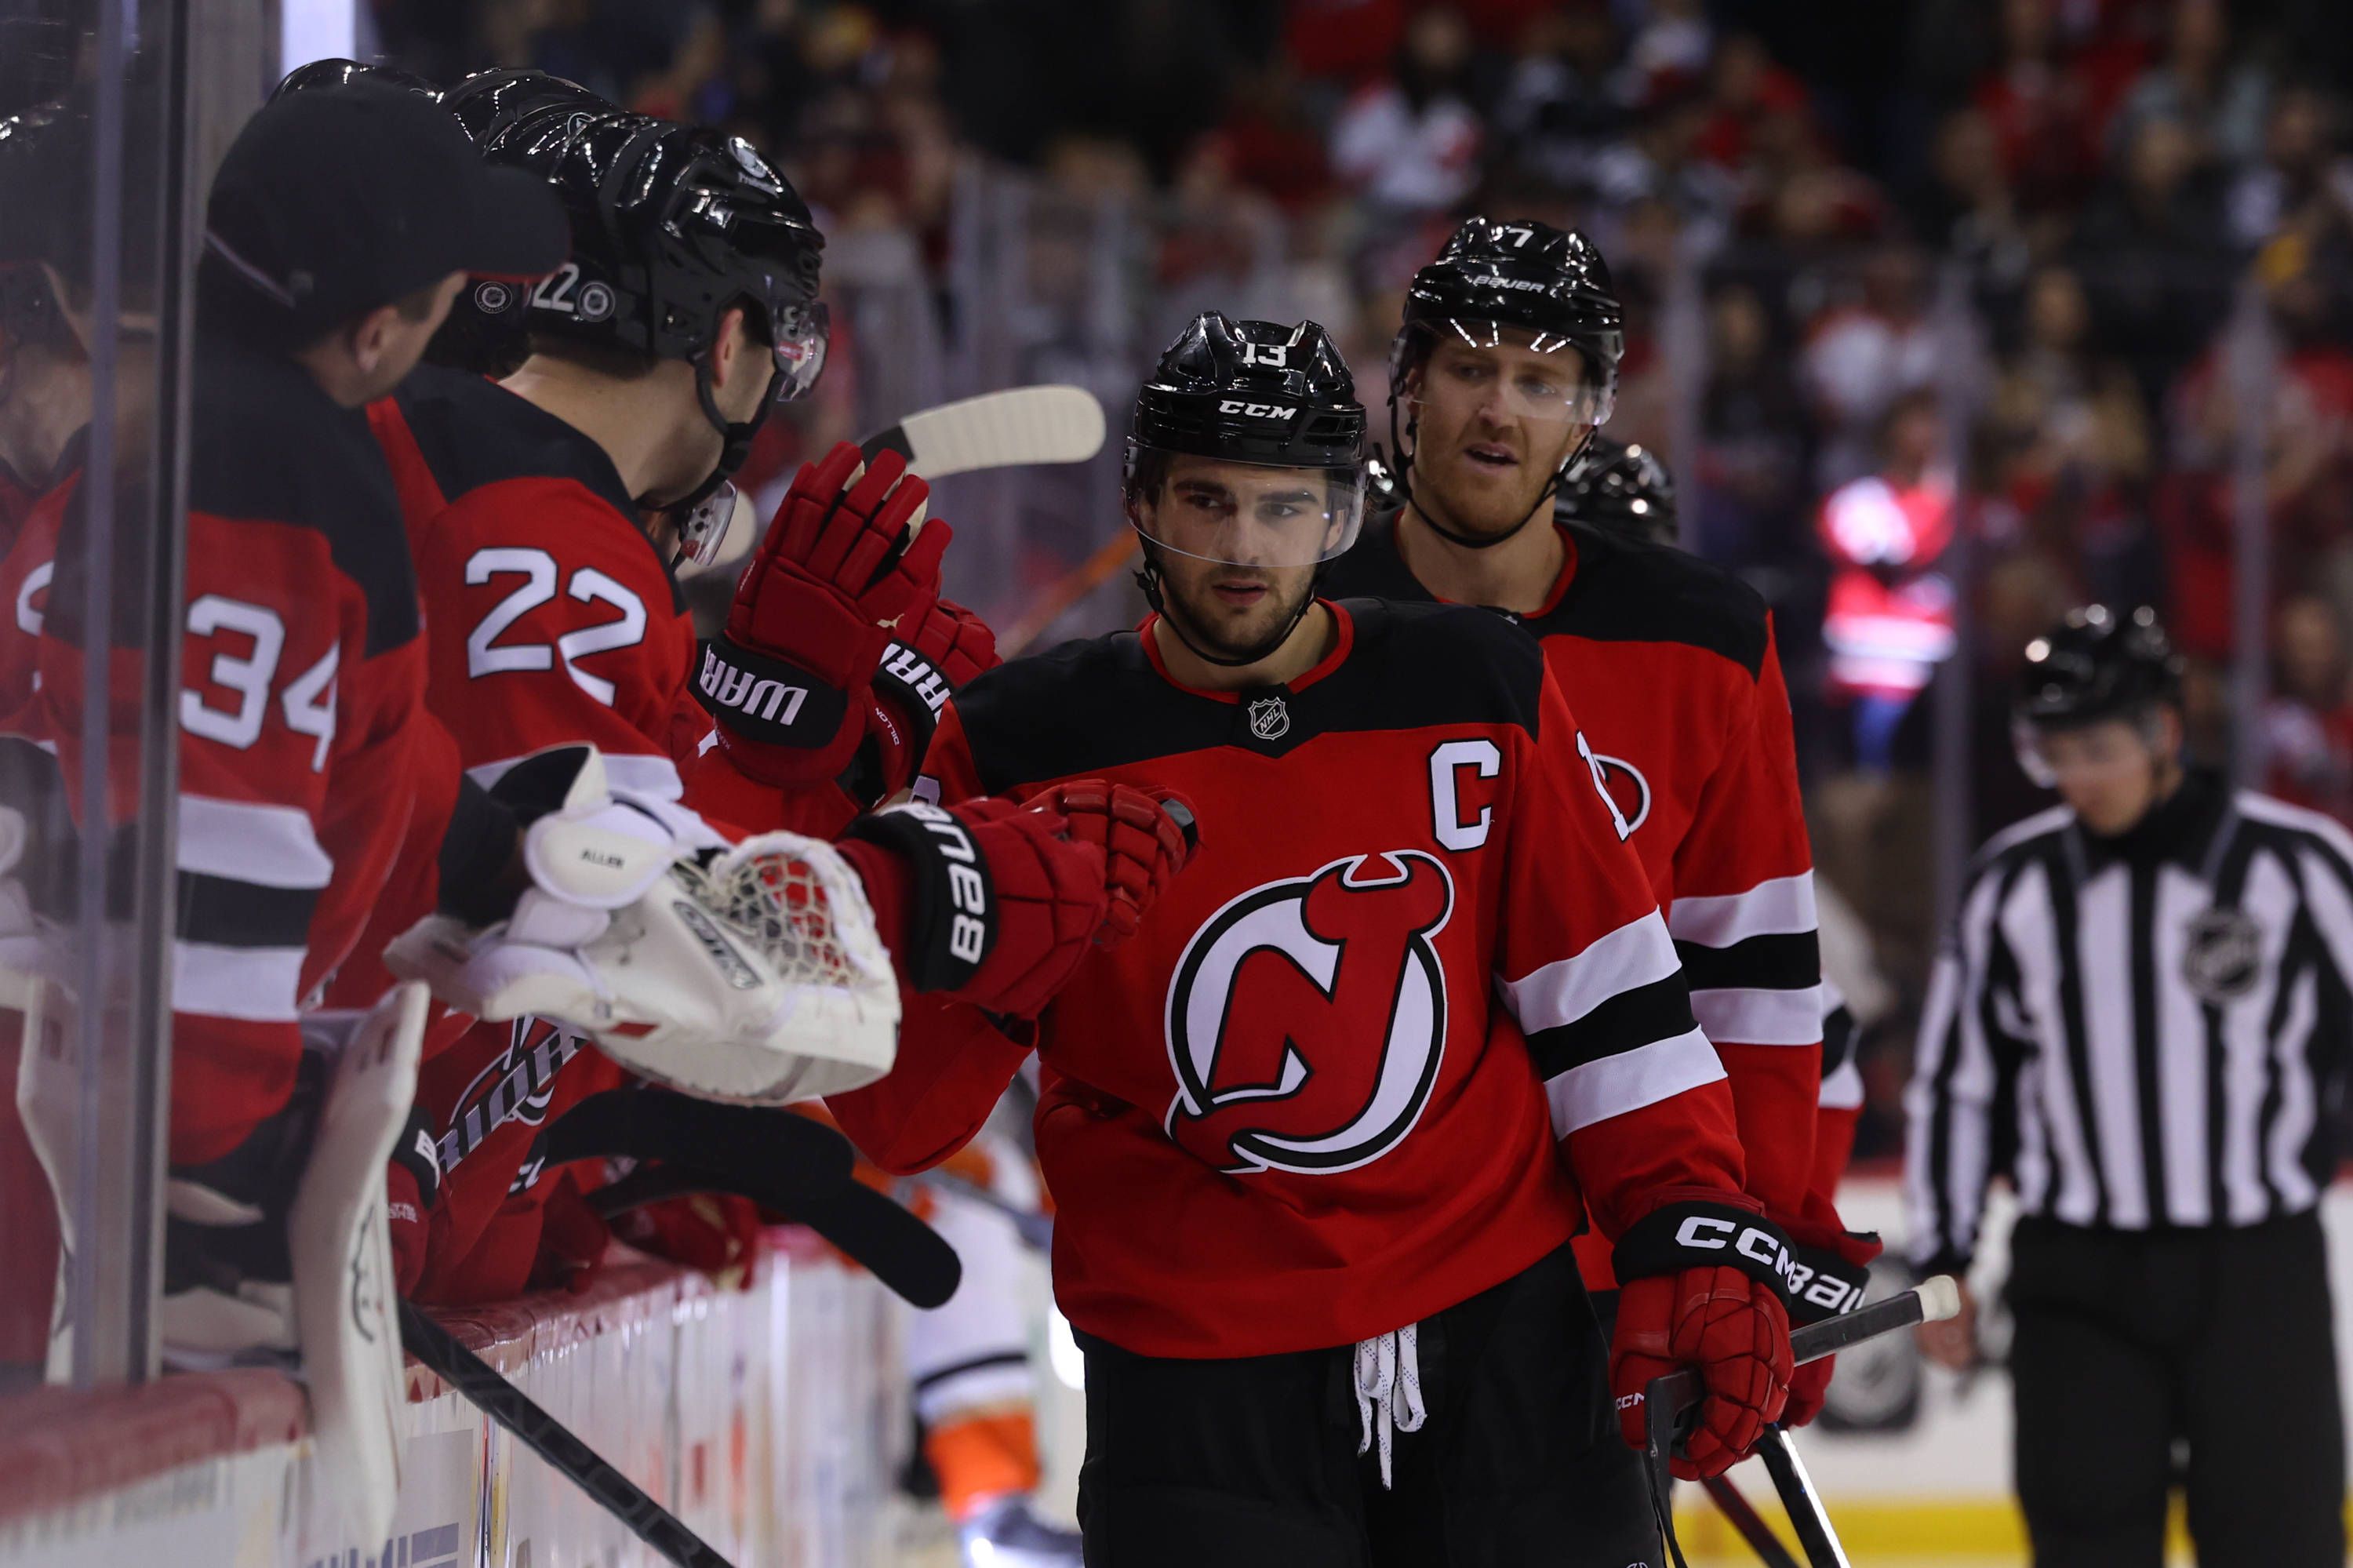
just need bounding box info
[365,0,2353,1159]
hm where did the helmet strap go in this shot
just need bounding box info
[667,351,774,514]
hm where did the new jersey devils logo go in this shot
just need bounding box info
[1165,852,1453,1175]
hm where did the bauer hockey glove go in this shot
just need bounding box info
[699,442,950,786]
[840,788,1195,1017]
[1777,1212,1882,1428]
[1610,1196,1796,1479]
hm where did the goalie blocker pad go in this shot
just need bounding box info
[843,801,995,993]
[1613,1200,1798,1306]
[289,981,431,1552]
[693,635,854,751]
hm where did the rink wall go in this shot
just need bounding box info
[0,1232,908,1568]
[11,1178,2353,1566]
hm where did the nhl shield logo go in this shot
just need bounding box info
[2182,908,2263,1002]
[1246,695,1291,741]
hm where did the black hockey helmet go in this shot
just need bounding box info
[479,108,828,512]
[485,112,826,394]
[271,58,442,101]
[1559,436,1677,547]
[2013,605,2184,783]
[1392,216,1624,424]
[1123,311,1368,570]
[1387,217,1624,548]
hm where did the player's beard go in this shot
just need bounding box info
[1410,417,1587,543]
[1157,555,1321,667]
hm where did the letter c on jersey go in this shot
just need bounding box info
[1428,739,1501,851]
[1163,852,1455,1176]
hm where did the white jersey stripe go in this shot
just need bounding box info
[1666,872,1817,950]
[173,940,304,1022]
[1497,909,1680,1035]
[1545,1027,1724,1137]
[176,795,333,890]
[1689,984,1824,1046]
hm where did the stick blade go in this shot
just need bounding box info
[867,386,1107,480]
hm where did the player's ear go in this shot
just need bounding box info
[346,301,398,376]
[712,305,751,390]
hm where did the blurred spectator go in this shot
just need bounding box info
[1329,7,1482,217]
[1624,0,1713,107]
[2260,591,2353,821]
[1984,264,2158,605]
[1489,5,1630,202]
[2106,0,2269,173]
[1818,388,1959,773]
[2071,115,2233,404]
[2228,84,2353,252]
[1970,0,2101,216]
[1284,0,1409,86]
[1800,242,1941,487]
[1911,107,2036,304]
[1692,282,1812,571]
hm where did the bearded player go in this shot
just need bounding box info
[1322,224,1877,1472]
[829,312,1798,1566]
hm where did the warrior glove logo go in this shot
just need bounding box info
[1164,852,1453,1175]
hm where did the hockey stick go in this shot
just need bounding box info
[1700,1474,1805,1568]
[549,1092,962,1308]
[398,1301,736,1568]
[687,385,1111,574]
[998,530,1141,657]
[1755,1426,1851,1567]
[1640,1275,1962,1568]
[860,384,1107,481]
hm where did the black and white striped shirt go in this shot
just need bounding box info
[1905,777,2353,1275]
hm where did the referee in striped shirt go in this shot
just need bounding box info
[1906,604,2350,1568]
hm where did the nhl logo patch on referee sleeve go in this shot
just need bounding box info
[2182,907,2262,1002]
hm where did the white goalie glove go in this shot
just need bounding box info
[387,746,900,1103]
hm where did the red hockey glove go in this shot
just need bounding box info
[1777,1215,1882,1428]
[1040,781,1198,945]
[699,442,950,784]
[853,598,1002,809]
[612,1189,764,1288]
[842,795,1129,1018]
[1610,1199,1795,1479]
[533,1173,613,1296]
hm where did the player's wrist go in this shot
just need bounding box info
[1773,1214,1878,1325]
[841,802,998,993]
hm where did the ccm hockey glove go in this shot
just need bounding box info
[700,442,951,785]
[1610,1197,1795,1479]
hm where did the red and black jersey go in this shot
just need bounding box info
[31,332,431,1164]
[1324,515,1831,1271]
[833,599,1748,1359]
[0,450,73,741]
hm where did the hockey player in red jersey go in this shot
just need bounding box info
[831,312,1798,1566]
[354,78,1183,1304]
[1321,220,1877,1450]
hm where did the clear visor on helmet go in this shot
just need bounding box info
[1127,444,1366,569]
[1396,318,1617,427]
[2011,709,2167,788]
[673,478,744,572]
[766,297,828,402]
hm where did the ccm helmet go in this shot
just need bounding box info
[1125,311,1366,664]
